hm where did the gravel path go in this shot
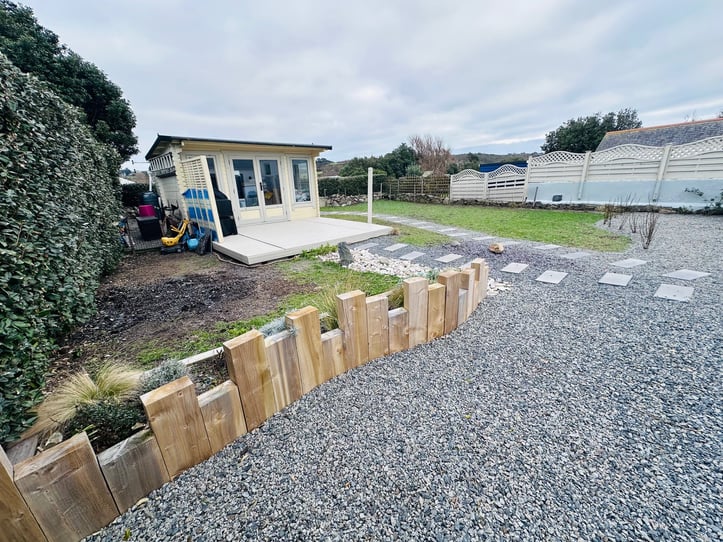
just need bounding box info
[88,214,722,541]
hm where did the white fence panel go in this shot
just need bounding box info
[487,165,527,202]
[450,169,486,200]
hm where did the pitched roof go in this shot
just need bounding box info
[145,134,332,160]
[596,118,723,151]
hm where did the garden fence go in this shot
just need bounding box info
[1,261,489,542]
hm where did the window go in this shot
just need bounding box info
[292,159,311,202]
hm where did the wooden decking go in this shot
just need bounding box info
[213,217,392,265]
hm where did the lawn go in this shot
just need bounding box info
[325,201,629,252]
[326,213,451,246]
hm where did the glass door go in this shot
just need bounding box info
[229,157,287,223]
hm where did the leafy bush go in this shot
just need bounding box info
[0,53,123,443]
[121,183,150,207]
[25,364,141,437]
[318,174,387,196]
[64,398,144,453]
[138,360,188,395]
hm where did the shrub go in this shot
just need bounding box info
[121,182,150,207]
[318,174,387,197]
[0,53,123,443]
[138,360,188,395]
[26,364,141,437]
[64,398,144,453]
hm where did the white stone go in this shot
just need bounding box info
[598,272,632,286]
[662,269,711,281]
[612,258,647,268]
[536,270,568,284]
[501,263,529,274]
[654,284,694,302]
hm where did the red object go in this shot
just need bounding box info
[138,204,155,217]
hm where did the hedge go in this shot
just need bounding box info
[121,182,151,207]
[318,174,387,197]
[0,53,123,443]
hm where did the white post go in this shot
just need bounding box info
[652,144,673,202]
[367,167,373,224]
[577,151,592,200]
[484,172,490,199]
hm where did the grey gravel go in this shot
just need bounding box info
[87,214,722,541]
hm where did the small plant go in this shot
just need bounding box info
[64,398,144,452]
[628,212,639,233]
[685,187,723,215]
[639,208,660,249]
[138,360,188,395]
[259,317,288,337]
[26,364,142,437]
[424,268,440,282]
[386,284,405,310]
[602,200,617,226]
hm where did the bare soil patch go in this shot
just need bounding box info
[48,251,308,389]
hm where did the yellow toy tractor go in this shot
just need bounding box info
[160,218,191,253]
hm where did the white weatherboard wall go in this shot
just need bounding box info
[527,136,723,208]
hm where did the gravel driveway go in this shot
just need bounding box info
[88,214,722,541]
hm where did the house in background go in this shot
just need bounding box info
[146,135,390,264]
[597,118,723,150]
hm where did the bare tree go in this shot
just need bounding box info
[408,134,452,174]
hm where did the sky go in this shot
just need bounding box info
[19,0,723,168]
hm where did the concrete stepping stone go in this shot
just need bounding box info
[536,270,568,284]
[354,242,378,250]
[612,258,647,268]
[535,244,561,250]
[473,236,495,241]
[598,272,632,286]
[449,232,469,237]
[560,251,591,260]
[439,228,458,232]
[435,253,463,263]
[501,263,529,274]
[384,243,408,252]
[400,251,425,261]
[663,269,711,281]
[503,241,521,246]
[654,283,694,302]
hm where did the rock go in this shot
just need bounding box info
[338,242,354,267]
[489,243,504,254]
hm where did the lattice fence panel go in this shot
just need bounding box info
[528,151,585,166]
[591,144,664,163]
[670,136,723,159]
[178,156,224,242]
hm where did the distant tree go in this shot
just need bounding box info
[541,108,642,154]
[316,157,332,166]
[0,0,138,160]
[718,110,723,119]
[406,164,422,176]
[379,143,417,178]
[338,156,385,176]
[446,163,459,175]
[408,134,452,174]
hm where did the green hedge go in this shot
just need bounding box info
[0,53,123,443]
[318,174,387,197]
[121,182,151,207]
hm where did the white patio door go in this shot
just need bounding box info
[228,156,288,224]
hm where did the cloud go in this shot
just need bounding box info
[21,0,723,163]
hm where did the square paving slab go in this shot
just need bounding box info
[473,236,495,241]
[612,258,647,268]
[384,243,408,252]
[400,251,425,261]
[449,232,469,237]
[536,270,568,284]
[354,242,378,250]
[535,244,561,250]
[503,241,521,246]
[654,283,694,302]
[501,263,529,274]
[560,251,591,260]
[662,269,711,281]
[435,253,464,263]
[439,228,458,232]
[598,272,633,286]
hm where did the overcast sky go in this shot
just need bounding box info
[21,0,723,167]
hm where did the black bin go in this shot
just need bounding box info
[136,216,162,241]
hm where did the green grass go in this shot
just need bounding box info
[137,258,402,364]
[324,201,629,252]
[326,213,451,246]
